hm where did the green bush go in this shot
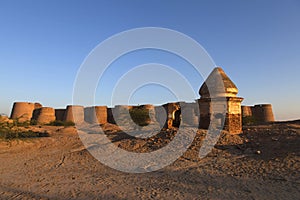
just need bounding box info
[0,123,49,140]
[13,120,30,127]
[242,116,257,125]
[0,130,49,140]
[129,108,151,126]
[47,120,75,127]
[30,119,38,125]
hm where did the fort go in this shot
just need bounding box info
[8,67,275,134]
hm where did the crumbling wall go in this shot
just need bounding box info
[109,105,133,127]
[140,104,156,124]
[55,109,66,121]
[107,108,116,124]
[180,102,199,126]
[198,98,212,129]
[154,106,167,128]
[162,103,180,128]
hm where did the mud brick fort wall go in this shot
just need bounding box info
[8,67,274,134]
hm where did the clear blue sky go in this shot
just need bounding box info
[0,0,299,121]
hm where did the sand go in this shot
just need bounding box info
[0,122,299,199]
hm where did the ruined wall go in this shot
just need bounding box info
[154,106,167,128]
[107,108,115,124]
[198,98,212,129]
[251,104,275,123]
[109,105,133,126]
[64,105,84,124]
[180,102,199,126]
[32,107,56,124]
[10,102,42,122]
[55,109,66,121]
[140,104,156,124]
[162,103,180,128]
[84,106,107,124]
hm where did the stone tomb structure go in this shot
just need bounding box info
[198,68,244,134]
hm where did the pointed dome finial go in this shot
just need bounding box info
[199,67,238,98]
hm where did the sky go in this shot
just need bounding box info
[0,0,299,121]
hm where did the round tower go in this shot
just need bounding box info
[241,106,252,117]
[64,105,84,124]
[252,104,275,123]
[32,107,56,124]
[10,102,42,122]
[84,106,107,124]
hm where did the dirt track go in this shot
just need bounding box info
[0,122,299,199]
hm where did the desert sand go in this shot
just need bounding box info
[0,122,299,199]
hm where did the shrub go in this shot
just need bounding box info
[0,130,49,140]
[129,108,151,126]
[47,120,75,127]
[30,119,38,125]
[242,116,257,125]
[13,119,30,127]
[0,123,49,140]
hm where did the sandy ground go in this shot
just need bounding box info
[0,122,299,200]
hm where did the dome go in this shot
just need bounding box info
[199,67,238,98]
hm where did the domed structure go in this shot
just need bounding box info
[198,67,243,134]
[199,67,238,98]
